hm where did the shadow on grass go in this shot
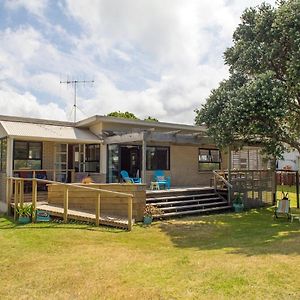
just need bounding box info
[0,215,125,233]
[158,207,300,256]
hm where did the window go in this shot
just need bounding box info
[13,141,42,170]
[0,138,7,172]
[146,146,170,170]
[198,148,221,171]
[85,144,100,172]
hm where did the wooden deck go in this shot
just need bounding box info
[11,202,132,230]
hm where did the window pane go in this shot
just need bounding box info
[14,141,28,159]
[199,149,210,162]
[14,160,41,170]
[29,142,42,159]
[210,150,220,162]
[2,138,6,171]
[146,146,169,170]
[85,161,100,173]
[199,162,220,171]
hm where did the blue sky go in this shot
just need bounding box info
[0,0,275,124]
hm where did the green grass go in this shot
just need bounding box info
[1,208,300,299]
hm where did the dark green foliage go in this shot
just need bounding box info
[196,0,300,157]
[107,111,158,122]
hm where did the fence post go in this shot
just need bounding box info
[14,179,19,221]
[95,193,100,226]
[296,171,299,209]
[32,179,37,222]
[19,180,24,208]
[127,196,133,231]
[63,186,69,223]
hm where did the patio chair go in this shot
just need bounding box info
[274,192,291,220]
[120,170,142,183]
[153,170,171,189]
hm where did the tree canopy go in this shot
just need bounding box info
[195,0,300,158]
[107,111,158,122]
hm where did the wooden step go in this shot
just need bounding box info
[147,193,218,202]
[154,205,232,218]
[151,197,223,206]
[158,201,228,212]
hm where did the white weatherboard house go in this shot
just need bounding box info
[0,114,272,213]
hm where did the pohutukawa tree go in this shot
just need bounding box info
[195,0,300,158]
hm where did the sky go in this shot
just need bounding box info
[0,0,276,125]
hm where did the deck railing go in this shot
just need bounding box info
[13,169,76,183]
[213,170,275,207]
[6,177,134,231]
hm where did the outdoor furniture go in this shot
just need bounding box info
[290,213,300,223]
[153,170,171,189]
[120,170,142,183]
[150,181,160,190]
[274,197,291,220]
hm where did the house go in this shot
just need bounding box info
[0,114,272,213]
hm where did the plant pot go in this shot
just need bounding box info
[143,216,153,225]
[233,203,244,213]
[18,216,31,224]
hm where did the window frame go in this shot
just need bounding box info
[146,145,170,171]
[13,140,43,170]
[198,148,221,171]
[84,144,100,173]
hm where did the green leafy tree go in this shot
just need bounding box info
[195,0,300,157]
[144,116,158,122]
[107,111,159,122]
[107,111,139,120]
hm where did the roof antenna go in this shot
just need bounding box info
[60,79,95,122]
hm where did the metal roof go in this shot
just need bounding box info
[0,121,101,143]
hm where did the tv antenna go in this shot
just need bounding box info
[60,79,94,122]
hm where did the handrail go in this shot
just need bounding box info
[7,177,133,198]
[212,171,233,189]
[7,176,134,231]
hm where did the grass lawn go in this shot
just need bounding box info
[1,207,300,300]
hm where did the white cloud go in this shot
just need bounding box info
[4,0,49,18]
[0,0,277,124]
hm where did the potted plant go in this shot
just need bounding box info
[232,193,244,212]
[16,204,34,224]
[143,205,163,225]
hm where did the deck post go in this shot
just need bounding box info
[32,179,37,222]
[127,196,133,231]
[19,180,24,208]
[296,171,299,209]
[63,186,69,223]
[14,179,19,221]
[95,193,100,226]
[142,134,147,184]
[6,178,11,215]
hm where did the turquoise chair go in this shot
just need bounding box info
[120,170,142,183]
[153,170,171,189]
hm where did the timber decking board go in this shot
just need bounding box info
[149,197,223,206]
[157,201,228,212]
[11,202,131,229]
[154,205,232,218]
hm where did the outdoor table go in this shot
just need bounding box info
[290,214,300,223]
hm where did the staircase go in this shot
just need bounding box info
[146,187,231,218]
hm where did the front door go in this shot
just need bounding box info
[120,145,141,178]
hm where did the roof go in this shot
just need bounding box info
[76,115,207,133]
[0,120,101,143]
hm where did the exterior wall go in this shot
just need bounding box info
[48,183,146,221]
[42,141,55,170]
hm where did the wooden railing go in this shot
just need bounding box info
[213,170,233,204]
[13,169,76,183]
[213,170,275,207]
[6,177,134,231]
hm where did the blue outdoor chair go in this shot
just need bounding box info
[153,170,171,189]
[120,170,142,183]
